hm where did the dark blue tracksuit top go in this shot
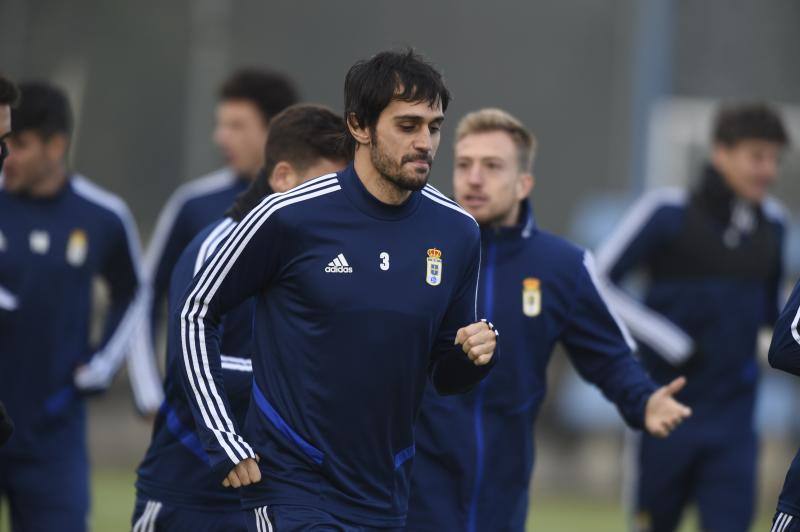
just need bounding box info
[768,280,800,516]
[0,174,143,458]
[131,168,250,413]
[407,201,657,532]
[176,165,496,527]
[136,216,255,509]
[596,166,784,427]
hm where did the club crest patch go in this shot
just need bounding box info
[30,230,50,254]
[66,229,89,267]
[522,277,541,317]
[426,248,442,286]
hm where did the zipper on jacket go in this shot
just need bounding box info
[467,240,496,532]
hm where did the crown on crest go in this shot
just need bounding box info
[523,278,540,290]
[427,248,442,259]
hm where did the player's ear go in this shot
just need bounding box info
[347,113,371,146]
[711,142,731,173]
[44,133,69,163]
[268,161,297,193]
[517,172,534,200]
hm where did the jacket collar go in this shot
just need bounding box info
[480,200,537,241]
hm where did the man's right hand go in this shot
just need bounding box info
[222,457,261,488]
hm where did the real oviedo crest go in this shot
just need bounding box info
[426,248,442,286]
[522,277,541,317]
[66,229,89,267]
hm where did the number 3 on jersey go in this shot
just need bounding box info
[379,252,390,271]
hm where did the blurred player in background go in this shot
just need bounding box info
[767,280,800,532]
[0,75,16,173]
[132,104,349,532]
[406,108,691,532]
[178,50,498,531]
[0,82,145,532]
[0,74,20,448]
[597,103,789,532]
[133,69,298,414]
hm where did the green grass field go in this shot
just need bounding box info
[0,468,776,531]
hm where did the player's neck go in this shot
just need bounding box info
[240,164,261,181]
[29,168,69,198]
[496,203,521,228]
[353,152,412,206]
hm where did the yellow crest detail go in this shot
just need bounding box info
[426,248,443,286]
[67,229,89,267]
[427,248,442,259]
[522,277,541,317]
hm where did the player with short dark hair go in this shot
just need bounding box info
[135,69,299,414]
[219,69,299,131]
[0,81,145,532]
[406,108,690,532]
[0,74,19,448]
[0,74,20,176]
[597,102,789,532]
[178,49,497,531]
[132,103,349,532]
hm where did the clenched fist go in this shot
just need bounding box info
[455,319,498,366]
[222,456,262,488]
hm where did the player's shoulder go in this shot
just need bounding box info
[169,168,238,210]
[527,230,591,278]
[420,184,479,235]
[245,172,342,227]
[187,217,233,255]
[614,187,688,238]
[532,229,585,260]
[178,217,236,276]
[70,174,136,227]
[633,187,688,216]
[763,195,789,227]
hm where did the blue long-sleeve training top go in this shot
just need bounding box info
[0,174,144,457]
[136,216,255,510]
[769,280,800,516]
[408,201,656,532]
[596,165,784,425]
[177,165,495,527]
[129,168,250,412]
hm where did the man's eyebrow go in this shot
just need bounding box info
[393,114,445,122]
[0,133,11,141]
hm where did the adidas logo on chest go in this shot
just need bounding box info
[325,253,353,274]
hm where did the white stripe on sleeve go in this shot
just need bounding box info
[180,174,339,464]
[582,251,637,351]
[594,188,693,365]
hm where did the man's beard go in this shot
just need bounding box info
[370,137,433,192]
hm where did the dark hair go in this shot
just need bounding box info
[11,81,72,138]
[226,104,351,221]
[227,168,273,222]
[713,103,789,147]
[219,69,299,125]
[0,76,19,106]
[343,49,451,151]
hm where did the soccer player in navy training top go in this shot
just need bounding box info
[0,74,19,448]
[406,108,691,532]
[134,70,298,414]
[597,104,788,532]
[0,82,145,531]
[768,280,800,532]
[178,50,499,531]
[132,104,349,532]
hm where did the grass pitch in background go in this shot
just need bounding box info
[0,468,776,531]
